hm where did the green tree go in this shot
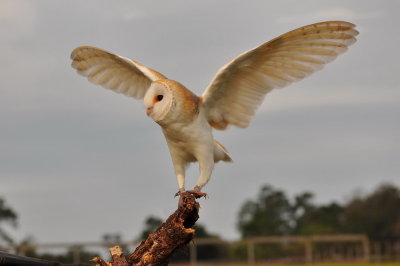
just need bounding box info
[294,202,345,235]
[31,248,98,264]
[344,183,400,239]
[237,185,348,238]
[238,183,400,240]
[192,224,226,261]
[237,185,292,237]
[137,216,163,241]
[19,236,99,264]
[0,197,18,245]
[236,185,308,260]
[290,192,346,235]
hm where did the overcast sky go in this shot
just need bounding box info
[1,1,399,245]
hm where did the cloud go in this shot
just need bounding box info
[103,2,208,22]
[259,83,397,113]
[1,0,399,243]
[276,8,381,25]
[0,1,37,41]
[104,7,149,21]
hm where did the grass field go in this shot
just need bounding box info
[172,263,399,266]
[270,264,399,266]
[198,262,400,266]
[225,262,400,266]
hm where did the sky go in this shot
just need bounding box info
[1,0,399,245]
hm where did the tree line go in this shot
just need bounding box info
[238,183,400,240]
[1,182,399,263]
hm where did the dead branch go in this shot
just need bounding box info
[92,192,200,266]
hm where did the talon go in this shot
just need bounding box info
[187,186,208,199]
[175,189,185,198]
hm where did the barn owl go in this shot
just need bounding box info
[71,21,358,198]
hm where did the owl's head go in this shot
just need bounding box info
[144,80,174,123]
[143,80,200,125]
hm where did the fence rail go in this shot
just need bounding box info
[2,234,399,264]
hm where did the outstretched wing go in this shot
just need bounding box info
[201,21,358,130]
[71,46,167,99]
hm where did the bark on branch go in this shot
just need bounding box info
[92,192,200,266]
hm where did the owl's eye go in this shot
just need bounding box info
[156,95,164,101]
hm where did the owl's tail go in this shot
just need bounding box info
[213,140,233,163]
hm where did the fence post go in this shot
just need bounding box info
[17,245,25,256]
[305,238,313,264]
[361,236,370,262]
[247,240,255,264]
[72,245,81,264]
[189,243,197,265]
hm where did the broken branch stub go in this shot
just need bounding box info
[92,192,200,266]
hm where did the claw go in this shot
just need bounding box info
[186,190,208,199]
[174,189,185,198]
[186,186,208,199]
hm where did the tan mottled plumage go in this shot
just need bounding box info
[71,46,166,98]
[201,21,358,130]
[70,21,358,195]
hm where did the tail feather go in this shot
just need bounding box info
[214,140,233,162]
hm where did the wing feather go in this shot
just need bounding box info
[201,21,358,129]
[71,46,167,99]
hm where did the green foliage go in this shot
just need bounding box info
[137,216,163,241]
[344,184,400,239]
[29,248,99,264]
[17,236,99,264]
[237,183,400,241]
[294,202,345,235]
[193,223,218,238]
[193,224,229,261]
[238,185,292,237]
[0,197,18,244]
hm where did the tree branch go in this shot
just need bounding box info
[92,192,200,266]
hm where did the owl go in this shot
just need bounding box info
[71,21,358,198]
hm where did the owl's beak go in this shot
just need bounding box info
[146,106,153,116]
